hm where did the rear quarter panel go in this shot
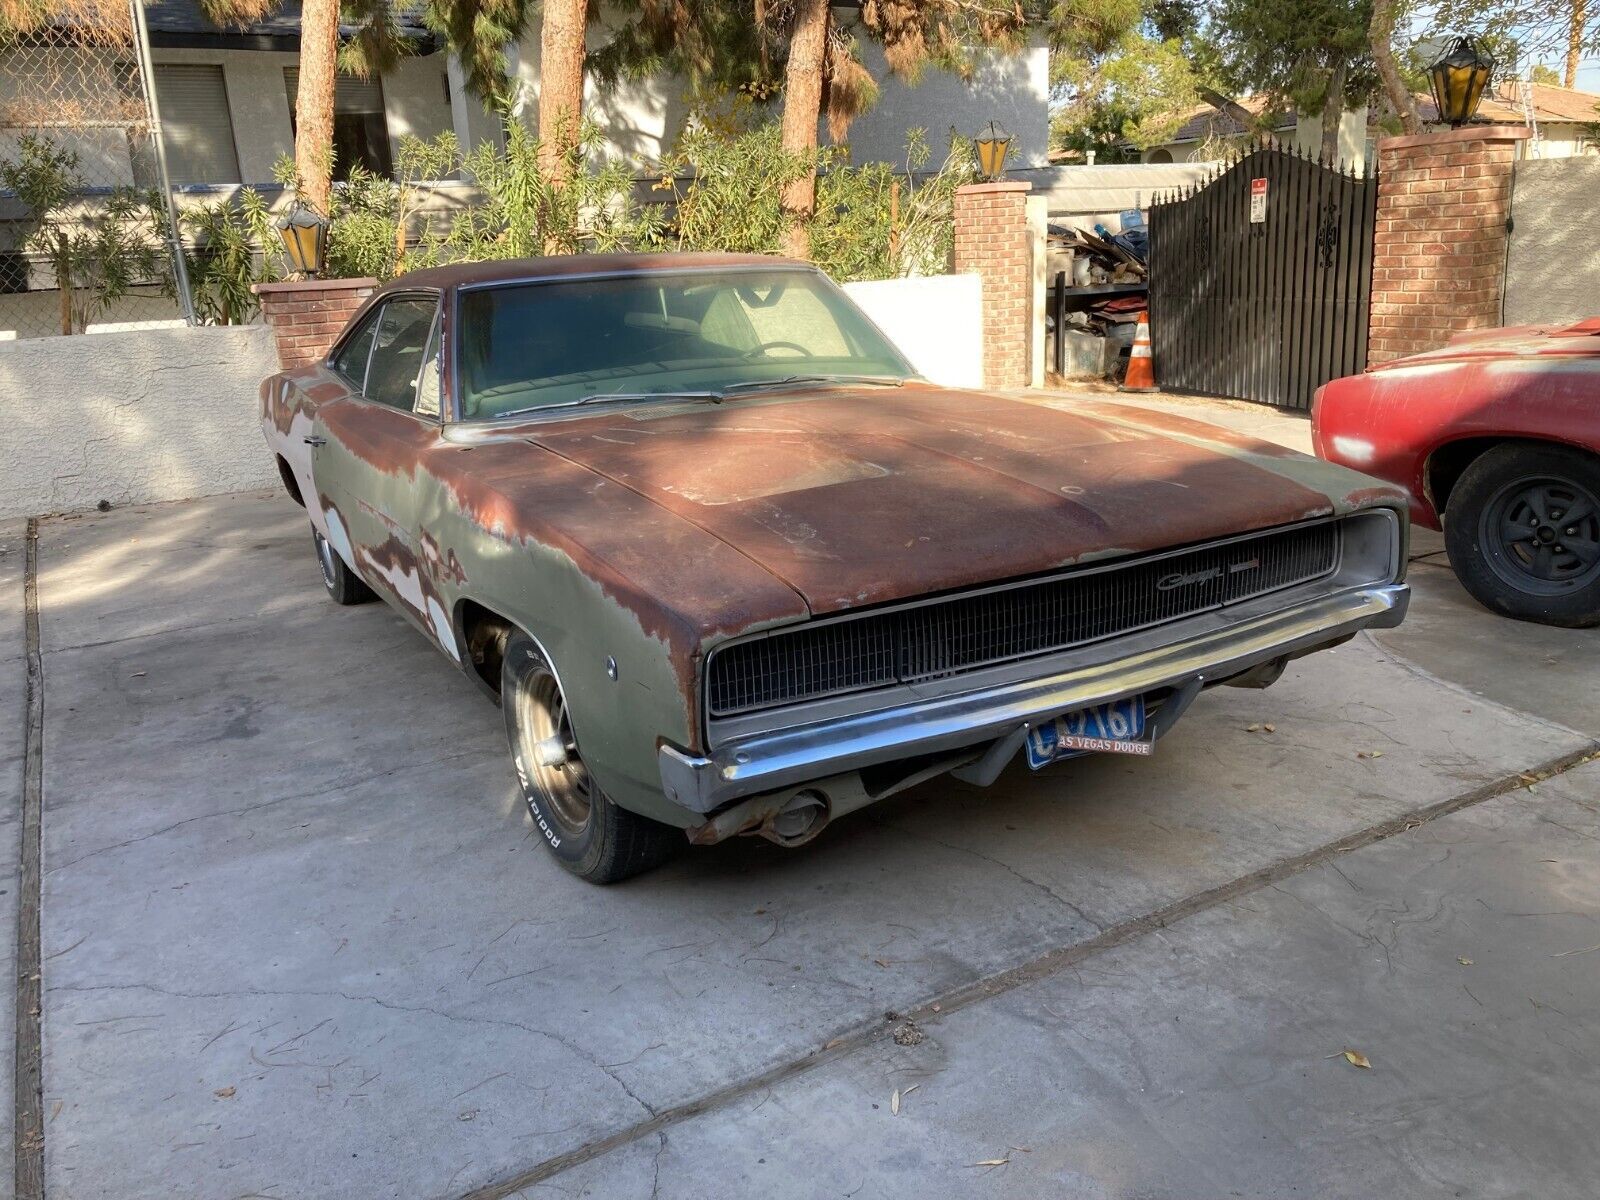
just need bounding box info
[260,366,347,540]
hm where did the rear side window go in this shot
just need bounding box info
[365,297,438,410]
[332,311,380,387]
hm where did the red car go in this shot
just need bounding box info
[1313,319,1600,627]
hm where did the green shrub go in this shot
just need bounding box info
[182,189,275,325]
[649,123,972,281]
[0,134,171,334]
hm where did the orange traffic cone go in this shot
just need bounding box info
[1120,310,1158,393]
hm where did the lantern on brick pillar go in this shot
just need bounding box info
[276,204,330,279]
[1427,36,1495,128]
[973,120,1013,181]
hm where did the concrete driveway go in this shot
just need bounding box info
[7,460,1600,1197]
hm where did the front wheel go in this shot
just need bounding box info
[1444,442,1600,627]
[501,631,679,883]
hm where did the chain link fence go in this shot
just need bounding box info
[1,0,190,339]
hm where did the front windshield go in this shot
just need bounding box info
[456,268,914,419]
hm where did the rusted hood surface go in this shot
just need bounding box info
[526,386,1344,614]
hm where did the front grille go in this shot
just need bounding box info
[707,520,1341,717]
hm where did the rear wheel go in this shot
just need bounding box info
[501,631,679,883]
[312,527,374,606]
[1444,443,1600,627]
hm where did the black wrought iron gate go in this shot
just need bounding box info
[1147,145,1377,411]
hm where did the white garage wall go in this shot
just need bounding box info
[0,325,281,520]
[843,273,984,389]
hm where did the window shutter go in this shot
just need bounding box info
[153,65,241,185]
[284,69,387,116]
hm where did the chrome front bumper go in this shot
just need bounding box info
[658,582,1409,815]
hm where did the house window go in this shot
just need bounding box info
[283,69,393,179]
[152,64,242,185]
[1147,148,1174,164]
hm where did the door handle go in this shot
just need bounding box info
[303,435,327,447]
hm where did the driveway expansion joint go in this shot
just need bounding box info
[450,742,1600,1200]
[13,518,43,1200]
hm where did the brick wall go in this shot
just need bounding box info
[953,181,1033,390]
[1368,126,1527,363]
[252,277,379,369]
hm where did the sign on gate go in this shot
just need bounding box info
[1249,177,1268,223]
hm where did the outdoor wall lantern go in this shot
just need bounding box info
[1427,36,1495,129]
[973,120,1013,181]
[276,205,330,278]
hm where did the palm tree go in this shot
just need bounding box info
[537,0,587,185]
[765,0,1027,257]
[199,0,533,215]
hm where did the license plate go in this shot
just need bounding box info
[1026,695,1150,768]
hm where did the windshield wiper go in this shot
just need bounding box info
[495,390,725,420]
[720,374,907,395]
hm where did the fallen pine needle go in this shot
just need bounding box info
[1553,944,1600,958]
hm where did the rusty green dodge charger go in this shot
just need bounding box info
[260,253,1410,883]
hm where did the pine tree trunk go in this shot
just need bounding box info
[1320,61,1348,162]
[1370,0,1420,136]
[538,0,588,189]
[779,0,829,259]
[294,0,339,217]
[1568,0,1587,89]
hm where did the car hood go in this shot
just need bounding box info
[1369,319,1600,369]
[521,385,1379,615]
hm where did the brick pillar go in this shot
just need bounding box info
[252,277,379,369]
[953,181,1033,390]
[1368,126,1526,364]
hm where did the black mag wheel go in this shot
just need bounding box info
[1478,476,1600,595]
[1444,442,1600,628]
[501,631,679,884]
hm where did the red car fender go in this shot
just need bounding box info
[1313,334,1600,530]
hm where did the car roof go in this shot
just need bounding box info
[387,252,816,294]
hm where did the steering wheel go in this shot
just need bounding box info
[741,340,812,360]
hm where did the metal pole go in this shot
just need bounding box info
[129,0,196,324]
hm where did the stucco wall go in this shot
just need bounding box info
[0,325,280,519]
[150,47,457,186]
[1505,157,1600,327]
[837,36,1050,170]
[508,7,1048,169]
[843,273,984,389]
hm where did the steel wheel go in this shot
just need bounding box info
[512,665,593,837]
[1477,474,1600,597]
[314,529,339,589]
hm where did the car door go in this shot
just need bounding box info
[311,293,450,642]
